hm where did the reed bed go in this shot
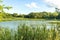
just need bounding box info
[0,24,60,40]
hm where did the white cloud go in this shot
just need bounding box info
[44,0,60,9]
[25,2,40,8]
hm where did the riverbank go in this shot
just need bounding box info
[0,17,60,22]
[0,18,46,22]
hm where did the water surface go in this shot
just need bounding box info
[0,20,60,29]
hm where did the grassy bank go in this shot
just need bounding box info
[0,17,60,22]
[0,24,60,40]
[0,18,46,22]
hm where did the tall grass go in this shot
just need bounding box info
[0,24,60,40]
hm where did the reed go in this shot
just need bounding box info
[0,24,60,40]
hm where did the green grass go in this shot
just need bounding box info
[1,16,60,22]
[0,18,46,22]
[0,24,60,40]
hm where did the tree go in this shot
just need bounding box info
[0,5,3,12]
[52,12,58,18]
[12,13,18,17]
[55,8,60,19]
[28,12,43,18]
[4,6,12,10]
[0,0,12,13]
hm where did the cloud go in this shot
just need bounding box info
[44,0,60,9]
[25,2,40,9]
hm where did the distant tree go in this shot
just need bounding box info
[28,12,42,18]
[55,8,60,13]
[12,13,18,17]
[52,12,58,18]
[42,12,48,18]
[55,8,60,19]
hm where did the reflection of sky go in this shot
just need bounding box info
[0,21,19,30]
[0,20,57,30]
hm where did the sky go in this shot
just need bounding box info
[2,0,60,14]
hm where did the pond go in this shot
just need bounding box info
[0,20,60,29]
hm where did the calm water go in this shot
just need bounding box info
[0,20,59,29]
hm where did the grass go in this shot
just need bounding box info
[0,17,46,22]
[0,24,60,40]
[0,17,60,22]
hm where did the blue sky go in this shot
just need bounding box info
[3,0,56,14]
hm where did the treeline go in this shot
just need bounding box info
[24,12,60,19]
[0,11,60,20]
[0,0,60,20]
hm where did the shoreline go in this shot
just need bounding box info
[0,18,45,22]
[0,18,60,22]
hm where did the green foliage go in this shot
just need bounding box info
[4,6,12,10]
[0,0,60,20]
[0,0,3,2]
[0,11,60,21]
[0,5,3,11]
[0,24,60,40]
[12,13,18,17]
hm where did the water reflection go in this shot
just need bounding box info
[0,20,60,29]
[0,20,60,40]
